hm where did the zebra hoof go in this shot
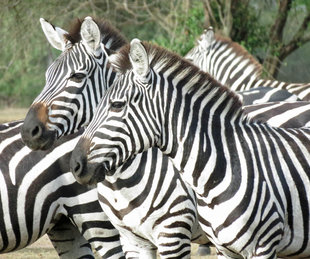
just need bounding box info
[196,244,211,256]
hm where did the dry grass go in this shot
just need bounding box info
[0,107,28,123]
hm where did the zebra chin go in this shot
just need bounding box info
[70,152,107,186]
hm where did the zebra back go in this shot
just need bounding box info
[185,27,262,90]
[186,27,310,100]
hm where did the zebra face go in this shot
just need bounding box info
[22,43,105,150]
[70,80,134,185]
[21,17,115,150]
[70,39,161,183]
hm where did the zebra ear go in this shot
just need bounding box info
[129,38,149,78]
[198,27,214,51]
[81,16,101,52]
[205,27,214,44]
[40,18,68,51]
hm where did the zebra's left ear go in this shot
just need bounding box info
[129,39,150,79]
[199,27,214,51]
[81,17,101,52]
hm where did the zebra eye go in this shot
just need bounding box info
[110,101,126,112]
[69,73,85,83]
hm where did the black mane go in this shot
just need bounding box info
[64,17,128,51]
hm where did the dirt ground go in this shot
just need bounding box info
[0,235,217,258]
[0,108,217,258]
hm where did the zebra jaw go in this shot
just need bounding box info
[70,139,107,185]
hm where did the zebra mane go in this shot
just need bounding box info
[112,41,245,118]
[214,34,263,77]
[64,17,128,51]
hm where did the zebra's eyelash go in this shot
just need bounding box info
[69,73,86,83]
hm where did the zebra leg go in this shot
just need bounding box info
[196,244,211,255]
[120,239,140,258]
[138,248,157,259]
[47,215,95,259]
[156,232,191,259]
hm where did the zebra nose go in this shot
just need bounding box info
[70,145,88,181]
[71,156,84,177]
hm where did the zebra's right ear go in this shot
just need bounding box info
[129,38,149,79]
[81,17,101,53]
[40,18,68,51]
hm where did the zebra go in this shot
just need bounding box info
[185,27,310,100]
[243,101,310,128]
[20,16,212,258]
[237,86,300,106]
[21,16,127,150]
[0,120,124,258]
[70,39,310,258]
[21,16,309,258]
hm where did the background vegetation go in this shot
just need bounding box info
[1,0,310,107]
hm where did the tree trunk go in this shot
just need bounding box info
[263,0,292,78]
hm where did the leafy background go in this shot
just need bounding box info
[1,0,310,107]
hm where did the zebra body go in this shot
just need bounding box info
[243,101,310,128]
[237,86,300,106]
[21,17,211,258]
[72,39,310,258]
[0,120,123,258]
[185,27,310,100]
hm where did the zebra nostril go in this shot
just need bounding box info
[31,125,42,139]
[71,158,84,177]
[73,161,82,175]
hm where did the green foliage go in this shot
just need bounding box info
[152,2,205,56]
[1,0,310,106]
[231,2,269,57]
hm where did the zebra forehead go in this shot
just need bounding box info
[64,17,127,51]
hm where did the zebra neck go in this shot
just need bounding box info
[208,41,262,91]
[162,111,246,197]
[156,79,246,196]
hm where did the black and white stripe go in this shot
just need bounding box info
[0,120,123,258]
[237,86,300,106]
[185,27,310,101]
[74,39,310,258]
[21,17,127,150]
[244,101,310,128]
[21,17,211,258]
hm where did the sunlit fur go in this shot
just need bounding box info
[0,121,123,258]
[185,29,310,100]
[83,41,310,258]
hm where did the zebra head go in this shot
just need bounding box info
[70,39,161,185]
[21,17,126,150]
